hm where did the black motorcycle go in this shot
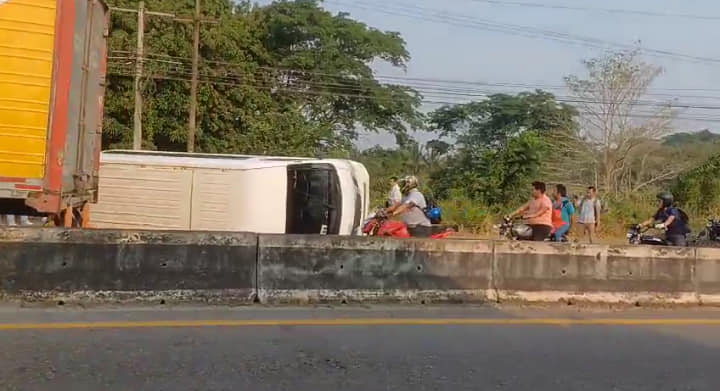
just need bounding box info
[626,224,670,246]
[693,219,720,248]
[496,217,533,241]
[496,217,568,242]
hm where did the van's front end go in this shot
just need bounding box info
[284,160,369,236]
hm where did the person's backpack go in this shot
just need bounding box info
[598,198,608,214]
[673,207,690,224]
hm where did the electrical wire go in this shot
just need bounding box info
[106,64,720,123]
[327,0,720,66]
[466,0,720,21]
[109,50,720,94]
[107,57,720,111]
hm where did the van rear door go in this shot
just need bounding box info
[285,163,341,234]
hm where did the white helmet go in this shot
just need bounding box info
[398,175,419,194]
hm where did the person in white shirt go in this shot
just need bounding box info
[387,176,402,207]
[385,175,432,237]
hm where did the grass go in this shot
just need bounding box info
[437,195,715,243]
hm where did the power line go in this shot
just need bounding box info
[107,62,720,121]
[108,68,720,122]
[109,50,720,95]
[467,0,720,21]
[328,0,720,66]
[108,55,720,109]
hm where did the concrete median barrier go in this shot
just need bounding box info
[695,247,720,304]
[256,234,494,304]
[1,228,717,306]
[493,241,703,304]
[493,240,610,303]
[604,245,696,304]
[0,228,257,304]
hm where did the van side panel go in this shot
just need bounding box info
[91,163,193,229]
[190,167,287,233]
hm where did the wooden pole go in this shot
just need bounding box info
[132,1,145,150]
[187,0,200,152]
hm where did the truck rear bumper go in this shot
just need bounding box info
[0,177,44,199]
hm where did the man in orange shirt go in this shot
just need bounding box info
[507,181,553,241]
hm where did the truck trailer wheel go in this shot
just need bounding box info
[52,203,91,228]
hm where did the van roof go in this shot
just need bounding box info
[101,150,337,170]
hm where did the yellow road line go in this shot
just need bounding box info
[1,318,720,330]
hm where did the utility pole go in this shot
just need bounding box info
[187,0,201,153]
[110,3,215,152]
[133,1,145,150]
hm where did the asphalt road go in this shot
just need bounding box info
[1,305,720,391]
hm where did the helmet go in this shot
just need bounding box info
[657,192,674,208]
[398,175,419,194]
[428,207,442,224]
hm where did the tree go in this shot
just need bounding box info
[428,91,577,205]
[354,138,450,206]
[564,49,685,194]
[672,153,720,213]
[103,0,423,155]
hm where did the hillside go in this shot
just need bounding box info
[663,130,720,146]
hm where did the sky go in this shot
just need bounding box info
[257,0,720,148]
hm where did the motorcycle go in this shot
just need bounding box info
[496,217,533,241]
[496,217,568,242]
[626,224,671,246]
[692,219,720,248]
[362,209,454,239]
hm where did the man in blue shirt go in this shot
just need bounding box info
[640,192,690,246]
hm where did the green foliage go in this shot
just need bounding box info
[354,140,439,207]
[437,194,497,235]
[672,154,720,214]
[104,0,422,154]
[428,91,577,206]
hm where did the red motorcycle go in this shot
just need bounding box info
[362,209,454,239]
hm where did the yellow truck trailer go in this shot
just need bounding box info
[0,0,108,226]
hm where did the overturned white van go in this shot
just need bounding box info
[91,150,370,235]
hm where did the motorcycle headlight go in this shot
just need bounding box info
[626,233,633,238]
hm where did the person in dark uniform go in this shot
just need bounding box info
[640,192,690,246]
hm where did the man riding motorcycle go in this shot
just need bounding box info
[384,175,432,238]
[506,181,553,241]
[638,192,690,247]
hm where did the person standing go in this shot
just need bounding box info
[508,181,553,241]
[3,214,30,226]
[551,184,575,241]
[387,176,402,208]
[577,186,601,243]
